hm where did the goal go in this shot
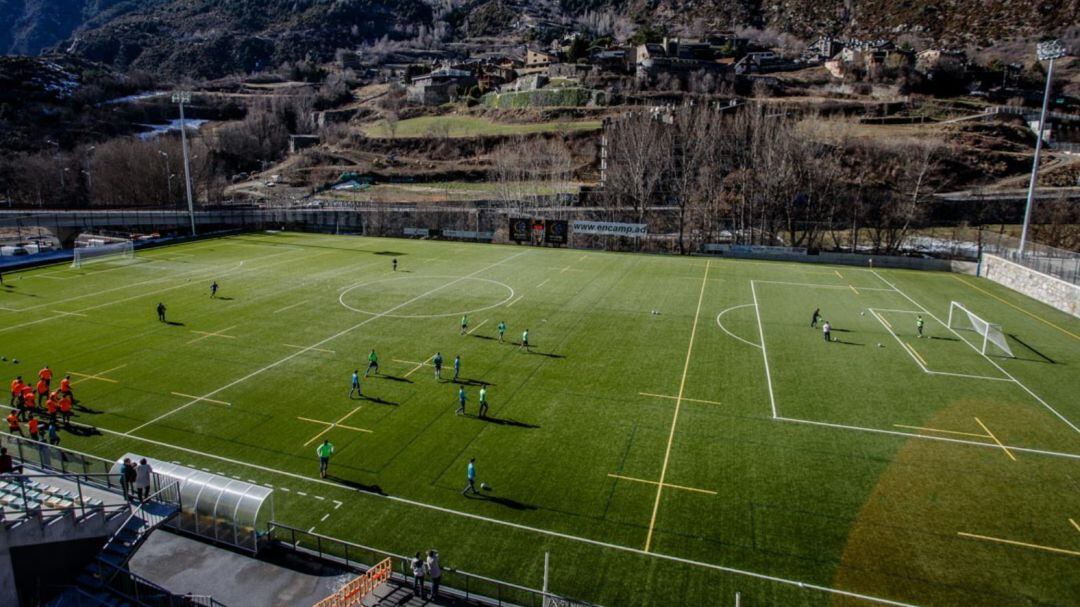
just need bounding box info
[947,301,1015,358]
[71,238,134,268]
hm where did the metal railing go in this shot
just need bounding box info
[268,522,599,607]
[0,472,129,525]
[979,229,1080,284]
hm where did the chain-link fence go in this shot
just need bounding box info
[979,230,1080,284]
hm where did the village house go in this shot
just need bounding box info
[406,67,477,105]
[521,48,560,75]
[916,49,968,77]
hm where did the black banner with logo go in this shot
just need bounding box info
[544,220,568,245]
[509,218,531,242]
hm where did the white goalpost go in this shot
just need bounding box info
[71,238,134,268]
[947,301,1015,358]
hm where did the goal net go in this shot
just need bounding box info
[71,238,134,268]
[947,301,1014,358]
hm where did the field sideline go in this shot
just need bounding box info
[1,232,1078,606]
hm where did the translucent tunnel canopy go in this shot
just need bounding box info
[112,454,274,553]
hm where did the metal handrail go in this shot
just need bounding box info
[268,521,600,607]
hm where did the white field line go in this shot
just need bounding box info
[0,260,243,332]
[51,310,88,317]
[284,343,335,355]
[774,416,1080,461]
[644,260,710,553]
[10,244,295,313]
[750,281,778,418]
[871,271,1080,435]
[870,309,928,373]
[928,370,1014,382]
[873,309,922,315]
[466,319,489,335]
[752,280,893,292]
[3,248,340,336]
[536,278,550,288]
[274,301,309,314]
[88,424,918,607]
[170,392,230,407]
[716,304,762,350]
[126,251,528,435]
[506,295,524,307]
[870,308,1010,382]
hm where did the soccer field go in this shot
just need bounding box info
[2,232,1078,606]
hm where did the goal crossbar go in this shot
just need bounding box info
[71,240,134,268]
[947,301,1014,358]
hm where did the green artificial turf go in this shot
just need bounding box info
[1,232,1078,606]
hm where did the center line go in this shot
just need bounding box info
[644,259,710,553]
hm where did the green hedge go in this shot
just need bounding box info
[481,88,605,108]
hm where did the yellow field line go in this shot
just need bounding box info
[467,319,489,335]
[68,364,127,386]
[301,406,367,446]
[905,342,929,367]
[68,372,118,385]
[283,343,335,354]
[403,354,435,378]
[849,285,860,295]
[187,326,237,344]
[51,310,88,317]
[893,424,991,439]
[644,260,710,553]
[974,417,1016,461]
[1070,518,1080,534]
[330,423,373,434]
[835,270,844,279]
[952,275,1079,341]
[957,532,1080,557]
[639,392,723,406]
[171,392,230,406]
[879,314,893,330]
[607,474,717,495]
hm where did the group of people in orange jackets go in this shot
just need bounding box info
[7,366,74,443]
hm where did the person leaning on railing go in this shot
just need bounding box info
[0,447,22,474]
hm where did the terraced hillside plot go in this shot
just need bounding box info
[1,233,1077,606]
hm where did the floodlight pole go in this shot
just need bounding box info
[173,92,197,237]
[1019,40,1067,256]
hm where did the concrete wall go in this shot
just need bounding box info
[708,249,978,274]
[980,254,1080,317]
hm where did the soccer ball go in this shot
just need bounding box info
[11,359,17,364]
[1,356,5,361]
[480,482,490,491]
[877,343,883,348]
[860,311,865,316]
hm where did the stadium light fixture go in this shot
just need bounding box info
[1019,40,1068,256]
[172,91,197,236]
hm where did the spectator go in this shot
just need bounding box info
[121,458,137,499]
[134,458,153,501]
[0,447,21,474]
[411,552,425,599]
[425,550,442,600]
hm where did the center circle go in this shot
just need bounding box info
[338,275,515,319]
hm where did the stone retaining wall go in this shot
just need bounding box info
[980,254,1080,317]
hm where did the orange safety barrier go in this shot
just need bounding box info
[313,557,393,607]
